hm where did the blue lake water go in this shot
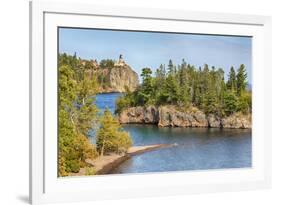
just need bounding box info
[93,93,252,174]
[95,92,123,114]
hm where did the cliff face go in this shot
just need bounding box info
[118,105,251,129]
[110,65,139,92]
[97,65,139,93]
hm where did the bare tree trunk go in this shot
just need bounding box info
[70,112,76,129]
[101,139,105,157]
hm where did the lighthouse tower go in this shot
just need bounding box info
[114,54,126,67]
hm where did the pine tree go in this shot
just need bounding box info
[223,91,238,115]
[58,55,98,176]
[168,59,174,74]
[115,58,251,119]
[203,89,218,114]
[237,91,251,114]
[155,64,166,80]
[227,66,237,91]
[236,64,247,96]
[96,108,132,156]
[76,73,99,136]
[139,68,154,104]
[163,72,181,104]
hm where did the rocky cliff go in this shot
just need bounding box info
[96,57,139,93]
[96,65,139,93]
[111,65,138,92]
[118,105,251,129]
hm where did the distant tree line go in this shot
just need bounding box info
[58,53,132,176]
[116,59,251,116]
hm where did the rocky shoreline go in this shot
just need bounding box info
[118,105,251,129]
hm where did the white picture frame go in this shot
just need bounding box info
[30,0,272,204]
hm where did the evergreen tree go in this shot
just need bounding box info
[236,64,247,96]
[157,64,166,79]
[139,68,154,104]
[237,91,251,114]
[96,108,132,156]
[203,89,218,114]
[164,74,181,104]
[178,59,187,86]
[115,58,251,118]
[76,74,99,136]
[227,66,237,91]
[168,59,174,74]
[58,55,98,176]
[223,91,238,115]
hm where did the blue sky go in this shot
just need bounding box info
[59,27,252,83]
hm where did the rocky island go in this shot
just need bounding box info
[115,60,252,129]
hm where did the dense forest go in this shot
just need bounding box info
[116,59,251,117]
[58,53,131,176]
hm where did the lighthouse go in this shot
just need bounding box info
[114,54,126,67]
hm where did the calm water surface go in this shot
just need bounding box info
[92,93,252,174]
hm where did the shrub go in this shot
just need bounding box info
[237,91,251,114]
[115,96,131,114]
[99,59,115,69]
[85,167,96,175]
[65,159,80,173]
[97,108,132,156]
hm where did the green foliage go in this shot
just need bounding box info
[138,68,154,105]
[223,91,238,115]
[226,66,237,91]
[115,90,135,114]
[236,64,247,96]
[237,91,252,114]
[168,59,174,74]
[75,75,99,136]
[96,108,132,156]
[65,160,80,173]
[99,59,115,69]
[58,53,135,176]
[85,167,96,175]
[203,90,219,114]
[163,75,181,104]
[97,74,110,88]
[58,53,99,176]
[116,59,251,117]
[59,64,77,108]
